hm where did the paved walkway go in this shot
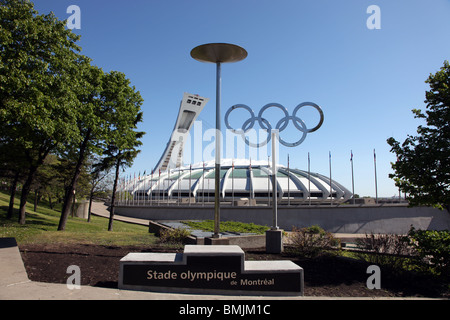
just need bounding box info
[90,201,149,225]
[0,203,435,300]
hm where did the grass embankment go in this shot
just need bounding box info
[0,191,270,247]
[0,191,158,247]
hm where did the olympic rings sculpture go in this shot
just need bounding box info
[225,102,324,148]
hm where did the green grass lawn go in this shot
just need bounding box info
[184,220,269,234]
[0,191,269,248]
[0,191,158,247]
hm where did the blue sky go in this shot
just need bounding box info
[33,0,450,197]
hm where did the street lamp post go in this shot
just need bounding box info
[191,43,247,238]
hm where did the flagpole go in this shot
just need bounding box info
[374,149,378,204]
[122,176,125,205]
[158,169,161,206]
[267,156,270,206]
[232,159,235,207]
[202,162,205,206]
[143,172,146,206]
[125,176,127,205]
[118,176,122,205]
[249,157,253,201]
[167,167,170,206]
[127,175,130,206]
[178,168,181,206]
[160,170,166,205]
[133,172,136,206]
[189,164,192,206]
[351,150,355,205]
[150,171,153,206]
[249,158,251,201]
[137,171,140,206]
[119,178,125,205]
[329,151,333,206]
[287,154,290,206]
[308,152,311,206]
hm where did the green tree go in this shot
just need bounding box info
[0,0,84,224]
[86,156,112,223]
[56,69,145,231]
[30,154,60,212]
[387,61,450,212]
[57,63,106,231]
[98,71,145,231]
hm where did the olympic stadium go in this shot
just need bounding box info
[118,93,352,206]
[123,159,352,206]
[112,93,450,235]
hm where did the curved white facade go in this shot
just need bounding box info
[123,159,352,205]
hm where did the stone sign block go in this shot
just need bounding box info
[119,245,303,296]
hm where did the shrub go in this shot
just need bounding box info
[287,225,339,258]
[159,227,191,245]
[355,229,450,277]
[355,233,413,256]
[355,233,415,269]
[406,227,450,276]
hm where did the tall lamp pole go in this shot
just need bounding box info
[191,43,247,238]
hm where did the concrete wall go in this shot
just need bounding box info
[115,204,450,234]
[75,200,89,219]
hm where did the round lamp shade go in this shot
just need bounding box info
[191,43,248,64]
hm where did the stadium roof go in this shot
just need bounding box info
[121,159,352,205]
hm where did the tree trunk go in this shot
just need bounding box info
[108,157,121,232]
[58,130,91,231]
[18,145,51,225]
[87,188,94,223]
[48,194,54,210]
[18,165,38,225]
[7,171,19,220]
[33,189,38,212]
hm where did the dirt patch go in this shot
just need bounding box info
[19,244,448,297]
